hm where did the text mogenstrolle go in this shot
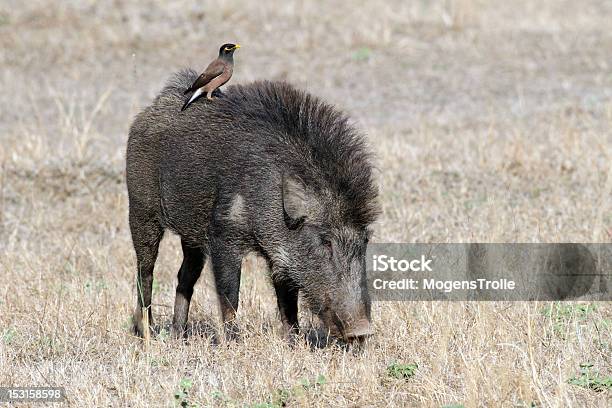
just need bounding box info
[372,278,516,293]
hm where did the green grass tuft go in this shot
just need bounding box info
[387,362,418,380]
[568,364,612,392]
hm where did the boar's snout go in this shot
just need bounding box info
[344,318,373,341]
[319,306,373,342]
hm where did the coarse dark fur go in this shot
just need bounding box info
[127,69,379,341]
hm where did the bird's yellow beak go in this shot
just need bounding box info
[233,44,241,50]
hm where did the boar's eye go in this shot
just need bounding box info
[321,237,333,254]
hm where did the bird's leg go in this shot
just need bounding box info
[206,92,215,100]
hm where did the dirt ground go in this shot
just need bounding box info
[0,1,610,406]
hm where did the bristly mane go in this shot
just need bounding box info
[166,69,380,228]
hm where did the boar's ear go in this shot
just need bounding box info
[282,175,307,230]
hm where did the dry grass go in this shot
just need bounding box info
[1,0,611,406]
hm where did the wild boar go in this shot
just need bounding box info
[126,69,379,342]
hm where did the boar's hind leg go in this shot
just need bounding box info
[273,279,299,337]
[131,219,162,338]
[210,239,243,341]
[172,240,206,338]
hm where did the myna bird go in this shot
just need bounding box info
[181,43,240,111]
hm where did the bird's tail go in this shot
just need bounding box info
[180,99,191,111]
[180,88,203,111]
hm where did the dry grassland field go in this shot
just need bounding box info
[0,0,611,407]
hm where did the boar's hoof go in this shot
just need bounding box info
[171,324,188,340]
[132,313,155,339]
[223,321,241,342]
[284,330,302,347]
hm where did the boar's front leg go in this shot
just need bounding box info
[210,237,243,341]
[171,240,207,338]
[273,279,299,338]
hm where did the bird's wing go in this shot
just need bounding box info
[184,60,226,94]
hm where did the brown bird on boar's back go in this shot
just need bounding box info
[181,43,240,111]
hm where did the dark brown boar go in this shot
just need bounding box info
[126,69,379,342]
